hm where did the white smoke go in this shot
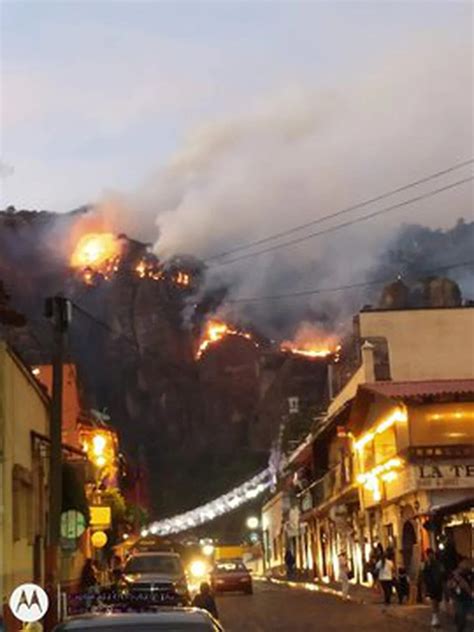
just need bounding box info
[111,33,473,335]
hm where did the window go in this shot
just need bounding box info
[124,555,183,575]
[374,426,397,465]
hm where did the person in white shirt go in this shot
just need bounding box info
[339,552,350,600]
[376,554,395,605]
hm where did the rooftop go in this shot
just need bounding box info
[361,379,474,401]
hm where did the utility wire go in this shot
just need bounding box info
[225,259,474,304]
[70,300,139,350]
[211,176,474,266]
[205,159,474,262]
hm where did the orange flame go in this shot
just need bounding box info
[280,322,340,359]
[71,233,122,270]
[196,320,254,359]
[176,271,190,286]
[135,258,164,281]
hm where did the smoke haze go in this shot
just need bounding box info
[77,33,474,335]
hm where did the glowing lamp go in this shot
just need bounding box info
[202,544,215,557]
[91,530,108,548]
[246,516,259,530]
[92,434,107,456]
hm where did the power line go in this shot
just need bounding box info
[212,176,474,266]
[205,158,474,262]
[70,301,139,350]
[224,259,474,304]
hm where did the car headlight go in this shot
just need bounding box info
[189,560,207,579]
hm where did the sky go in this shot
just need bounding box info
[1,1,472,214]
[1,1,473,334]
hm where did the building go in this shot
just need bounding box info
[350,380,474,575]
[261,303,474,587]
[0,342,50,623]
[33,363,83,448]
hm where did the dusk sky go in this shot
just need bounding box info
[1,1,472,215]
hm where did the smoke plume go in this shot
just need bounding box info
[105,34,473,335]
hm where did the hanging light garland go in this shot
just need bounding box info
[146,469,271,536]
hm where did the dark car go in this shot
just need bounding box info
[210,559,253,595]
[54,609,224,631]
[121,552,190,605]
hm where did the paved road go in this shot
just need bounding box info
[216,580,428,632]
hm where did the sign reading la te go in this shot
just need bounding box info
[417,463,474,488]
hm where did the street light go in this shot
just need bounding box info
[246,516,259,530]
[202,543,215,557]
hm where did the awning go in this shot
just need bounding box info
[427,490,474,516]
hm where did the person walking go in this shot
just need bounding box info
[396,566,410,605]
[285,548,296,580]
[376,553,395,607]
[339,552,350,600]
[422,548,444,628]
[80,558,99,611]
[449,558,473,632]
[192,582,219,620]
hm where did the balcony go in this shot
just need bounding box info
[298,458,354,513]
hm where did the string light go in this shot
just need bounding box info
[354,408,407,452]
[147,470,271,535]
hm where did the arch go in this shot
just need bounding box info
[402,520,417,572]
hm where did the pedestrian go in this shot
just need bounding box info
[80,558,99,611]
[448,558,473,632]
[396,566,410,605]
[422,548,444,628]
[376,553,395,607]
[110,554,122,586]
[285,548,296,580]
[339,552,350,600]
[192,582,219,620]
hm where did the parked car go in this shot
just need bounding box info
[54,609,224,631]
[120,552,190,605]
[210,559,253,595]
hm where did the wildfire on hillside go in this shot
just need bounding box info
[71,233,122,275]
[196,320,256,359]
[280,322,340,360]
[70,231,192,287]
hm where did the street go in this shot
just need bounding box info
[217,581,427,632]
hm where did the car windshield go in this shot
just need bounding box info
[214,561,246,572]
[124,556,183,574]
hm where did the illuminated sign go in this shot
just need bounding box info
[9,583,49,623]
[417,463,474,489]
[91,530,108,548]
[60,510,86,539]
[90,505,112,528]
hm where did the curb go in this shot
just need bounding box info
[255,576,441,629]
[254,576,356,602]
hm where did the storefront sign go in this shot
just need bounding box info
[60,510,86,539]
[90,505,112,528]
[91,530,108,548]
[417,463,474,489]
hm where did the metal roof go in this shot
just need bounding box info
[361,379,474,400]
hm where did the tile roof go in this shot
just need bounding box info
[361,379,474,400]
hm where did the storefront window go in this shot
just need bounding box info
[410,403,474,446]
[374,425,397,464]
